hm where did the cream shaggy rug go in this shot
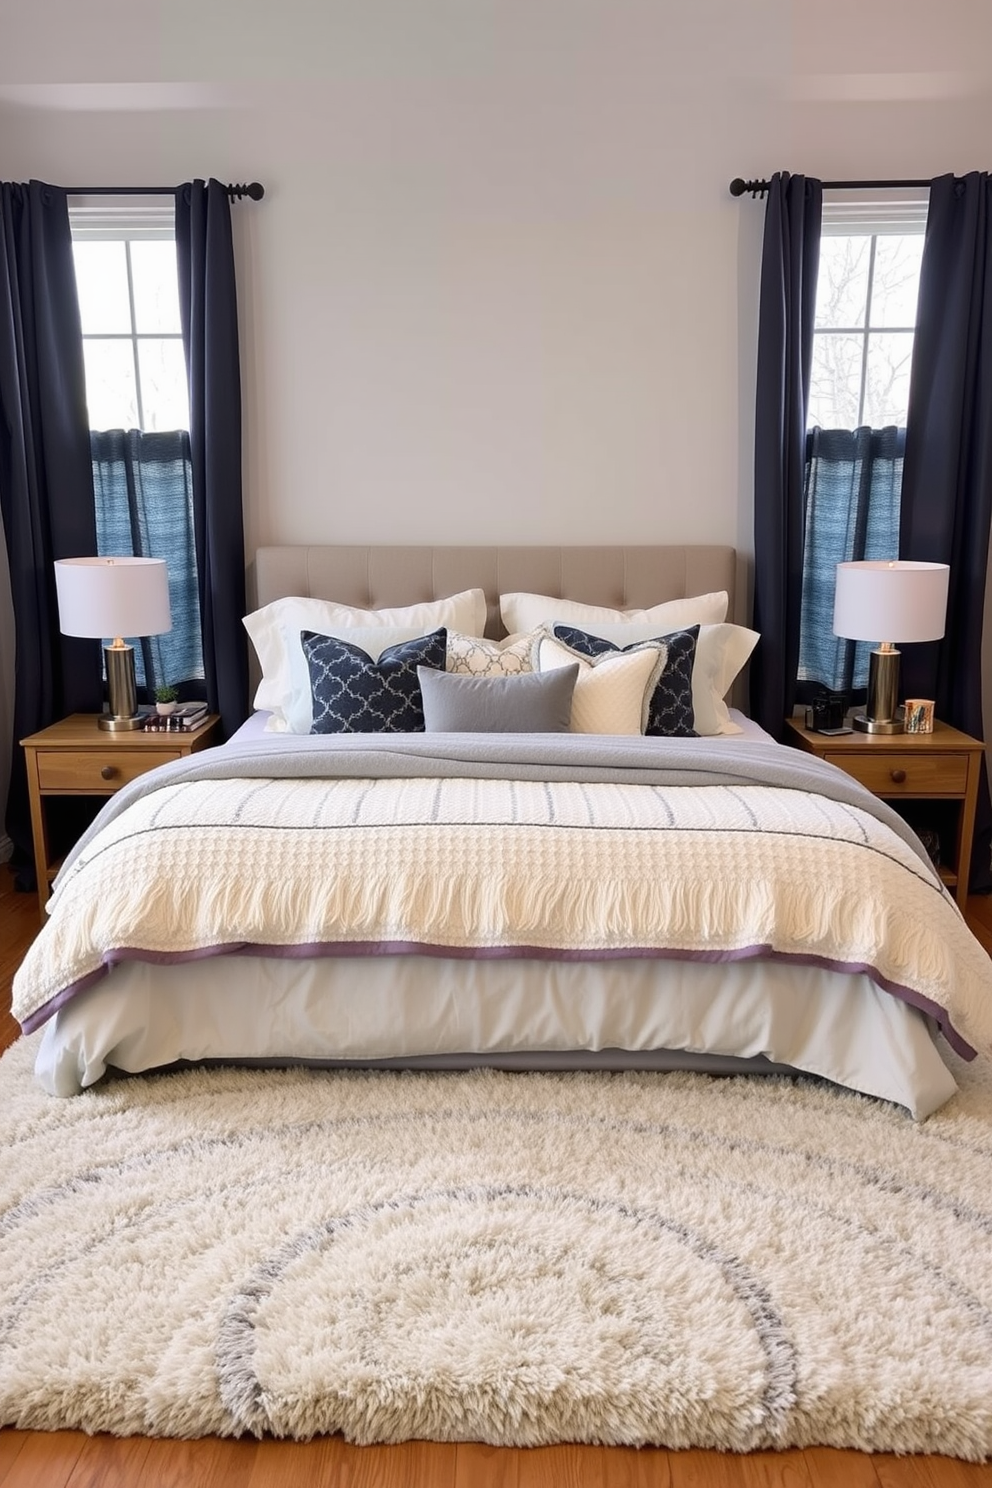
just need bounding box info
[2,1036,992,1458]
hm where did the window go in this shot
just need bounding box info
[808,208,926,432]
[798,194,928,697]
[70,202,202,693]
[71,205,189,433]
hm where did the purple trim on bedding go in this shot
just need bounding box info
[19,937,978,1061]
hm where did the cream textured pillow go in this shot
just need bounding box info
[535,634,665,735]
[582,620,759,735]
[500,589,728,636]
[244,589,487,731]
[446,631,537,677]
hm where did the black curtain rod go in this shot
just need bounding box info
[730,176,929,199]
[65,181,264,201]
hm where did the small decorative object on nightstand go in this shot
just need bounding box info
[20,712,220,914]
[784,715,984,909]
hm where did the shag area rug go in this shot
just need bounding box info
[2,1036,992,1459]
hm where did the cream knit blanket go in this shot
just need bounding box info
[13,736,992,1060]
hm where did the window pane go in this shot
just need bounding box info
[814,236,870,330]
[808,333,864,429]
[869,235,925,328]
[130,241,182,334]
[863,331,915,426]
[137,339,190,431]
[73,241,132,334]
[81,339,138,429]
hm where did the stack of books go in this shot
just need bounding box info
[142,703,209,733]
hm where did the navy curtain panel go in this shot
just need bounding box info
[751,172,823,738]
[175,179,248,738]
[798,426,904,699]
[0,181,100,879]
[901,171,992,890]
[91,428,203,695]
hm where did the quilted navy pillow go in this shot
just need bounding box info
[302,627,447,733]
[553,624,699,737]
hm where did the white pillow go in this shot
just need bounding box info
[244,590,487,731]
[446,630,537,677]
[500,589,728,635]
[581,620,758,735]
[535,635,665,735]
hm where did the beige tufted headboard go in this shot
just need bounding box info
[250,545,737,639]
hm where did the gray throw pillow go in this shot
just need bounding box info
[418,664,578,733]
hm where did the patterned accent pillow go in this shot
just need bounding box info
[303,628,447,733]
[554,624,699,737]
[446,630,536,677]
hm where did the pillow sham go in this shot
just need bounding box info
[244,589,487,729]
[534,635,665,735]
[446,630,536,677]
[500,589,728,636]
[419,664,577,733]
[553,624,698,737]
[559,620,759,735]
[303,628,447,734]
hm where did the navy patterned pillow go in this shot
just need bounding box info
[553,624,699,737]
[303,627,447,733]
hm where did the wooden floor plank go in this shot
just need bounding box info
[0,1430,87,1488]
[0,1432,28,1487]
[139,1434,259,1488]
[803,1447,881,1487]
[517,1443,608,1487]
[454,1441,521,1488]
[63,1434,153,1488]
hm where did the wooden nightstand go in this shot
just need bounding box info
[21,712,220,913]
[783,716,984,910]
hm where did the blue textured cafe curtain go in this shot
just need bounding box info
[797,425,904,698]
[91,428,203,695]
[175,180,249,739]
[0,181,101,879]
[750,172,823,737]
[900,171,992,889]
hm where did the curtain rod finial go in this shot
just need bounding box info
[729,177,769,199]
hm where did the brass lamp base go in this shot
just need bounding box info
[99,639,143,731]
[853,642,904,734]
[98,713,146,731]
[852,713,904,735]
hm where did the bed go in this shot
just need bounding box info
[12,544,992,1115]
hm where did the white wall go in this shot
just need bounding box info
[1,0,990,570]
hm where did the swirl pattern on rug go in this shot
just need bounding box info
[1,1035,991,1456]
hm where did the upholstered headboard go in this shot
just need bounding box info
[250,545,737,639]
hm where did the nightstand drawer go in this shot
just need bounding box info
[35,749,182,792]
[823,751,969,796]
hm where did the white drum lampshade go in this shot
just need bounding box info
[54,557,172,731]
[833,560,949,734]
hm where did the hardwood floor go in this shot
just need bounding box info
[2,862,991,1487]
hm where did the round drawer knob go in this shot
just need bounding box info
[890,768,907,784]
[100,764,118,781]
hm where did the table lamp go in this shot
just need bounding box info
[54,557,172,731]
[832,560,949,734]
